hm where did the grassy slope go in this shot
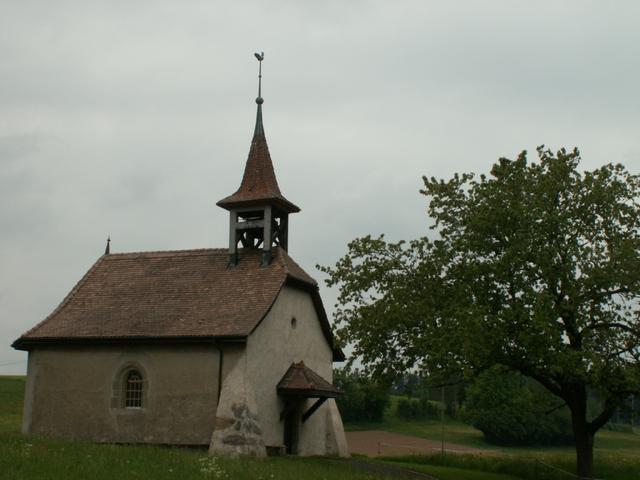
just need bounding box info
[347,395,640,480]
[0,376,23,434]
[0,376,387,480]
[5,377,638,480]
[380,462,521,480]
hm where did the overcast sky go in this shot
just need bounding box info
[2,1,639,374]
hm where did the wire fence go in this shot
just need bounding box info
[376,441,486,456]
[534,459,605,480]
[0,360,26,367]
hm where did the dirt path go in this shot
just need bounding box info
[346,430,497,458]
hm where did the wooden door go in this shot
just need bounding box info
[283,401,301,454]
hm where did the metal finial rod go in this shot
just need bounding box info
[253,52,265,137]
[105,235,111,255]
[254,52,264,100]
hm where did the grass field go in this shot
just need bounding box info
[3,377,639,479]
[0,376,524,480]
[347,395,640,480]
[379,461,522,480]
[1,376,392,480]
[347,395,640,454]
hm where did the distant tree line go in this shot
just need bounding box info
[336,367,636,446]
[333,368,389,423]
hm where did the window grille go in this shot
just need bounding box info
[125,370,143,408]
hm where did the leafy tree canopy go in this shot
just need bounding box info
[320,147,640,477]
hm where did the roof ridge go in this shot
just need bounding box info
[17,255,108,340]
[105,248,227,259]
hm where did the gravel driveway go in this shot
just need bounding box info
[346,430,496,457]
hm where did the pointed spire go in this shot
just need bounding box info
[254,100,264,138]
[217,52,300,214]
[104,236,111,255]
[254,52,265,138]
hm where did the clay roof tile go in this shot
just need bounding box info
[277,361,342,397]
[217,120,299,213]
[12,248,336,353]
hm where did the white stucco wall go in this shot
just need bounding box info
[209,343,266,457]
[23,344,220,445]
[245,285,339,455]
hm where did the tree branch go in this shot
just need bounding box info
[589,405,616,434]
[517,366,564,398]
[590,287,630,300]
[583,322,639,336]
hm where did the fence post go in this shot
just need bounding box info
[440,384,445,455]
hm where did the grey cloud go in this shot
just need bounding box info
[1,1,639,373]
[0,133,42,162]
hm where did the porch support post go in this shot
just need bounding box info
[228,210,238,266]
[261,205,272,266]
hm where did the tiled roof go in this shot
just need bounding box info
[12,247,341,358]
[277,361,342,397]
[216,129,300,213]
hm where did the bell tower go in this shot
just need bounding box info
[217,53,300,266]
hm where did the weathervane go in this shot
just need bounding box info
[254,51,264,104]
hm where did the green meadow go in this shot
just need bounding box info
[348,396,640,480]
[2,377,639,479]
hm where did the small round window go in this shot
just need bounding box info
[291,317,297,329]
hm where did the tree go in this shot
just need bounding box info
[320,147,640,479]
[462,366,574,446]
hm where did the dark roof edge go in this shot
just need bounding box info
[245,249,316,339]
[276,387,342,398]
[247,277,289,338]
[216,195,300,214]
[284,276,346,362]
[12,335,247,351]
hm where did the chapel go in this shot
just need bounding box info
[12,56,349,457]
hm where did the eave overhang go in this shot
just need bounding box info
[11,334,247,351]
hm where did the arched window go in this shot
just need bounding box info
[125,370,143,408]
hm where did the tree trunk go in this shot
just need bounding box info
[570,400,595,479]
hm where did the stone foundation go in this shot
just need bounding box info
[210,402,265,457]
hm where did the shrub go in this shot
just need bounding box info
[395,397,441,420]
[461,366,574,446]
[396,398,422,420]
[333,368,389,423]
